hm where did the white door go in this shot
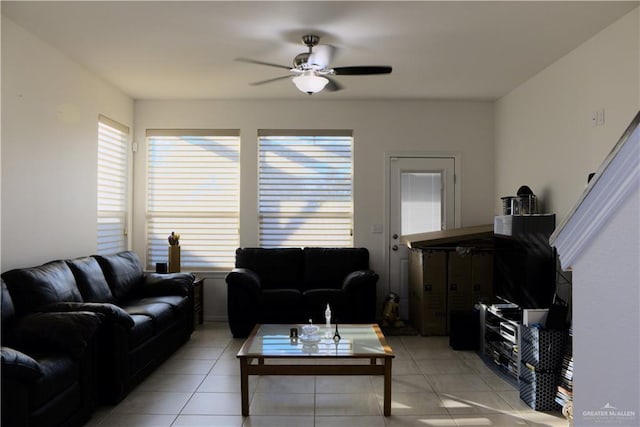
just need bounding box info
[388,156,456,319]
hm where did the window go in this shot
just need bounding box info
[401,172,442,235]
[258,131,353,247]
[97,115,129,254]
[146,130,240,270]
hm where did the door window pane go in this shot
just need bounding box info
[401,172,441,235]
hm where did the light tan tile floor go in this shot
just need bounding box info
[85,322,569,427]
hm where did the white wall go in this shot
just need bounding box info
[494,8,639,223]
[133,99,495,319]
[496,7,640,421]
[573,159,639,424]
[1,16,134,270]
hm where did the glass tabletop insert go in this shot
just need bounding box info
[241,324,392,358]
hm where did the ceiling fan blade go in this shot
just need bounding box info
[324,76,343,92]
[333,66,392,75]
[250,75,291,86]
[236,58,291,70]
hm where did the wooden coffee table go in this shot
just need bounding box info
[237,323,395,416]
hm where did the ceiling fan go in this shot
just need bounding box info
[237,34,392,94]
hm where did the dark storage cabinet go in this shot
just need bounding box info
[493,214,556,309]
[449,309,479,350]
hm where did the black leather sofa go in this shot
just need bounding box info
[226,247,378,337]
[1,280,103,427]
[2,251,195,407]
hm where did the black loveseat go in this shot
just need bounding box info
[226,247,378,337]
[1,251,195,409]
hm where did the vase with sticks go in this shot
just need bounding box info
[168,232,181,273]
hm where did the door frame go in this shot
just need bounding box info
[382,151,461,298]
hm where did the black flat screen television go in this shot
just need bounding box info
[493,214,556,309]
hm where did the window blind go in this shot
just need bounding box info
[258,133,353,248]
[146,131,240,270]
[97,116,129,254]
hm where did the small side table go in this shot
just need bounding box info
[193,277,204,325]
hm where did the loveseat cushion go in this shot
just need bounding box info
[303,248,370,290]
[66,256,114,303]
[235,248,304,290]
[302,289,346,323]
[259,289,304,322]
[2,261,83,315]
[94,251,144,301]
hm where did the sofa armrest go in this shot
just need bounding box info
[342,270,379,322]
[1,346,44,381]
[226,268,262,338]
[142,272,195,297]
[8,311,103,358]
[226,268,262,292]
[40,302,134,328]
[342,270,379,291]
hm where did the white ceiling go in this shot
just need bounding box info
[2,1,637,100]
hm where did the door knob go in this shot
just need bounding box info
[392,234,398,239]
[392,245,399,251]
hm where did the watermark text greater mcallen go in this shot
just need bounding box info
[583,403,637,424]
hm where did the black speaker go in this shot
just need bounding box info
[155,262,168,274]
[449,310,479,350]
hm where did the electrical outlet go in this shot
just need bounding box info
[592,108,605,127]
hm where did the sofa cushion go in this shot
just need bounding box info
[122,301,174,331]
[235,248,304,290]
[303,248,370,290]
[135,296,188,313]
[302,289,347,323]
[66,257,114,303]
[128,315,154,348]
[94,251,144,301]
[2,261,83,315]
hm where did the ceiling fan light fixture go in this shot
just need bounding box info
[292,72,329,94]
